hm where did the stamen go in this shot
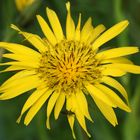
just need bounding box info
[38,40,102,93]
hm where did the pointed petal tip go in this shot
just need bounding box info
[126,107,132,112]
[10,24,20,31]
[90,118,94,123]
[86,114,94,123]
[112,123,117,127]
[24,121,28,126]
[89,17,92,22]
[70,128,76,139]
[66,1,70,11]
[46,7,54,14]
[72,129,76,139]
[120,104,131,112]
[46,118,51,129]
[36,14,40,19]
[100,24,106,30]
[10,24,15,28]
[16,115,22,124]
[24,116,31,126]
[46,7,50,12]
[54,114,58,120]
[123,20,129,24]
[87,133,91,138]
[120,20,129,28]
[0,95,6,100]
[110,119,118,127]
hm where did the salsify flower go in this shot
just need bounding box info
[0,1,140,138]
[15,0,35,11]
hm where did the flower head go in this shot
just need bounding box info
[15,0,35,11]
[0,2,140,138]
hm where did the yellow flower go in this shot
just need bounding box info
[15,0,35,11]
[0,1,140,138]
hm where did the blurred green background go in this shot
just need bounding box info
[0,0,140,140]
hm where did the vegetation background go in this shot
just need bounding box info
[0,0,140,140]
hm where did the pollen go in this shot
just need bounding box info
[38,40,101,93]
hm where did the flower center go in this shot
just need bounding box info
[38,40,102,93]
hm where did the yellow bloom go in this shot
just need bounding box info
[0,1,140,138]
[15,0,35,11]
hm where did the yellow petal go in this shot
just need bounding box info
[0,76,39,100]
[75,90,93,122]
[67,115,76,139]
[0,61,39,68]
[85,83,116,107]
[105,64,140,74]
[1,70,36,88]
[92,20,129,50]
[93,97,118,126]
[95,84,131,112]
[54,93,65,120]
[46,91,60,129]
[101,57,133,64]
[75,105,91,137]
[66,2,75,40]
[0,75,38,91]
[80,17,93,43]
[17,88,46,123]
[66,94,75,112]
[24,89,53,125]
[0,42,40,58]
[46,8,64,42]
[0,65,26,73]
[87,24,106,45]
[96,47,139,59]
[36,15,57,45]
[11,24,47,53]
[101,76,128,103]
[102,66,126,77]
[3,53,39,64]
[75,13,81,41]
[67,93,91,137]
